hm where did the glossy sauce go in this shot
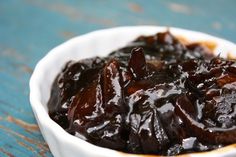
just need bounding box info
[48,32,236,155]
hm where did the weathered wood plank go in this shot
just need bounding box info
[0,0,235,156]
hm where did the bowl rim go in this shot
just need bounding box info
[29,25,236,157]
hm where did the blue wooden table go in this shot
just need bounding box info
[0,0,236,156]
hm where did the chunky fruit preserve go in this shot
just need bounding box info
[48,31,236,155]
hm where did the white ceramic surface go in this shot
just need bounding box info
[29,26,236,157]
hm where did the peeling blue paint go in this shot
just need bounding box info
[0,0,235,156]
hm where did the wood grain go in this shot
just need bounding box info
[0,0,235,156]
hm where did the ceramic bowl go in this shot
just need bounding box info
[29,26,236,157]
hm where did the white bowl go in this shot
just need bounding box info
[29,26,236,157]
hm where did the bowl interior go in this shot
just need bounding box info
[30,26,236,157]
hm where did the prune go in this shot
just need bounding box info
[175,58,236,144]
[48,31,236,155]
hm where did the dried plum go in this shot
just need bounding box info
[48,31,236,155]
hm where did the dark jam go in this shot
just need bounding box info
[47,31,236,155]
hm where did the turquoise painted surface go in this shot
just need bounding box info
[0,0,235,156]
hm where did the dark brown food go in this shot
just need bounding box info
[47,31,236,155]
